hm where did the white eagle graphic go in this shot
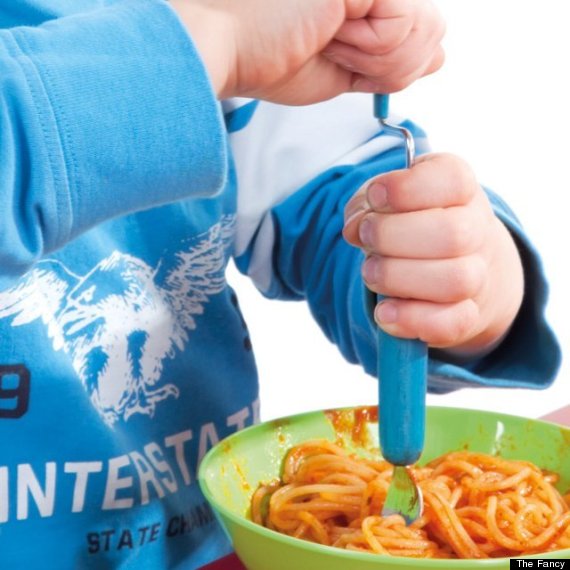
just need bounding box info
[0,216,235,427]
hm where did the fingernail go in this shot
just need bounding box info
[359,219,373,247]
[362,256,379,283]
[367,183,387,210]
[376,301,398,324]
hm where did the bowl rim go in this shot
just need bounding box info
[198,405,570,566]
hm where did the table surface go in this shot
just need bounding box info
[199,404,570,570]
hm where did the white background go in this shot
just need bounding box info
[227,0,570,422]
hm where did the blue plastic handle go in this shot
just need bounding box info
[373,94,389,121]
[377,324,427,465]
[372,93,427,466]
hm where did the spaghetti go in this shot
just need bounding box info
[250,440,570,559]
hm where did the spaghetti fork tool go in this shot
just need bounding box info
[373,94,427,525]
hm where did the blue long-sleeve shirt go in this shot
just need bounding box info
[0,1,561,568]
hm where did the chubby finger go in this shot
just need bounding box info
[373,298,480,348]
[363,254,486,303]
[335,0,444,54]
[366,153,481,213]
[352,46,444,92]
[333,17,413,56]
[358,200,491,258]
[325,40,442,91]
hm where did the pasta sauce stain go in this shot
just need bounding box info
[231,461,251,492]
[325,406,378,449]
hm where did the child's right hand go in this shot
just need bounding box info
[170,0,445,104]
[342,153,525,359]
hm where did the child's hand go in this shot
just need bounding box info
[343,153,524,358]
[170,0,445,104]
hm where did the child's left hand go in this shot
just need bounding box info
[343,152,524,358]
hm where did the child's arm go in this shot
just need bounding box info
[0,0,226,289]
[0,0,444,290]
[231,96,560,391]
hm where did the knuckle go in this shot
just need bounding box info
[456,302,479,339]
[425,1,446,38]
[444,257,485,301]
[370,35,398,56]
[421,319,446,347]
[421,301,479,347]
[381,72,410,93]
[390,76,412,93]
[437,153,474,204]
[444,154,477,201]
[435,17,447,42]
[445,301,479,346]
[370,17,413,54]
[441,210,479,256]
[438,151,464,169]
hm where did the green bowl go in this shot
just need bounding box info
[198,406,570,569]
